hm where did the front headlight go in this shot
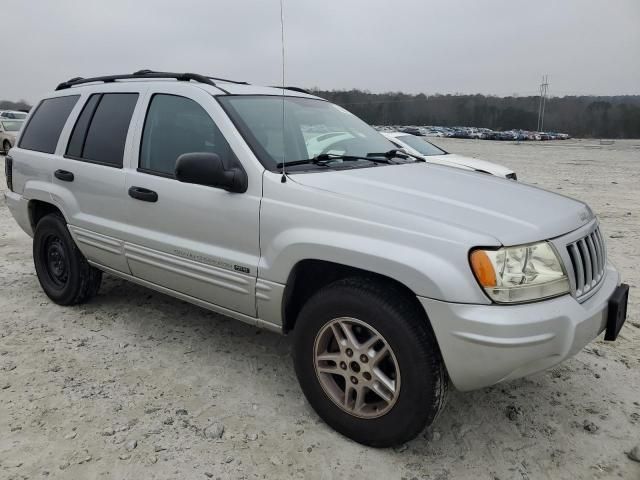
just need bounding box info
[470,241,569,303]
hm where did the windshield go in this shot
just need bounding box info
[1,120,23,132]
[218,96,396,170]
[396,134,445,156]
[2,112,27,120]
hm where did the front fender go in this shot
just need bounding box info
[260,228,491,304]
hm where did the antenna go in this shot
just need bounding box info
[279,0,287,183]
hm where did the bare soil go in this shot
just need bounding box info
[1,139,639,479]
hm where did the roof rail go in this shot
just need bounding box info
[55,70,249,92]
[132,70,249,85]
[271,86,312,95]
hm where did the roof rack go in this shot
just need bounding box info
[271,86,312,95]
[55,70,249,93]
[133,70,249,85]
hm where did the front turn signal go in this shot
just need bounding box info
[470,249,497,288]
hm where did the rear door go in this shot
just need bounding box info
[46,89,143,273]
[122,85,261,317]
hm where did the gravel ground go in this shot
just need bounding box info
[1,139,639,480]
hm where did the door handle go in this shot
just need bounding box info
[54,169,74,182]
[128,186,158,202]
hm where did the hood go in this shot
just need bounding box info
[433,153,514,178]
[290,163,592,246]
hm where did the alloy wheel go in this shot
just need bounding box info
[313,317,401,418]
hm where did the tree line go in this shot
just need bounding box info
[0,100,31,112]
[312,90,640,138]
[3,92,640,138]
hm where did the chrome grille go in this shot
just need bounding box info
[567,226,606,298]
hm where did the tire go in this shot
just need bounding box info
[3,140,10,154]
[293,277,448,447]
[33,213,102,305]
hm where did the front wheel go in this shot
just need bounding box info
[293,277,448,447]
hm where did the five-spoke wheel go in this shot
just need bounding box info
[294,277,448,447]
[314,317,400,418]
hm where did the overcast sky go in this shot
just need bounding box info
[5,0,639,103]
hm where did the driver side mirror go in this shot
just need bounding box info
[175,152,248,193]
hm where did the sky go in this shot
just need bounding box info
[5,0,640,103]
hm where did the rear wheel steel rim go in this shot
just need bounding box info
[313,317,401,419]
[44,235,69,288]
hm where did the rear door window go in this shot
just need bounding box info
[18,95,80,153]
[66,93,138,167]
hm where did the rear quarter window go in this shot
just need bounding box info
[18,95,80,153]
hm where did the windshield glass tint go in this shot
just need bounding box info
[2,112,27,119]
[397,135,445,156]
[1,121,23,132]
[219,96,394,168]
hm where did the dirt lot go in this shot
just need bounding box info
[1,139,639,480]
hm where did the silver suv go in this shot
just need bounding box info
[3,71,629,447]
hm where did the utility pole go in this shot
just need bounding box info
[537,75,549,132]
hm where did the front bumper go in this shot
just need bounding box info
[419,263,621,391]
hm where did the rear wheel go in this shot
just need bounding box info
[3,140,10,154]
[33,213,102,305]
[293,277,448,447]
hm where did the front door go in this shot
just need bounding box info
[122,87,261,317]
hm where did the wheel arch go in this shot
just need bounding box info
[281,259,427,334]
[28,199,66,232]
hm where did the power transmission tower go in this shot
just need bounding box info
[537,75,549,132]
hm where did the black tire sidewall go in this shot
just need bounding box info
[33,214,86,305]
[293,281,444,447]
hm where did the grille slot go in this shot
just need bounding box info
[567,226,606,298]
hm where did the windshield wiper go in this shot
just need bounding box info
[276,153,390,169]
[275,158,326,169]
[367,149,426,162]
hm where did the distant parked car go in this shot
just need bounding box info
[380,131,517,180]
[450,129,472,139]
[0,119,23,154]
[493,130,518,141]
[400,126,422,136]
[0,110,28,120]
[425,130,444,137]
